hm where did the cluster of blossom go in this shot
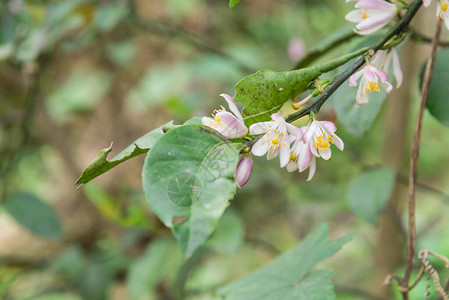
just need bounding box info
[201,0,446,187]
[202,94,344,186]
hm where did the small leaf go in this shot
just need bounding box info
[76,121,173,185]
[425,48,449,127]
[142,125,241,257]
[235,49,368,126]
[229,0,240,8]
[127,238,178,300]
[217,224,351,300]
[347,167,396,225]
[3,192,62,238]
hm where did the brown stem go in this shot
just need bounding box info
[402,18,443,299]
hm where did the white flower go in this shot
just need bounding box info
[286,130,317,181]
[249,113,300,168]
[370,49,403,88]
[348,63,393,105]
[202,93,248,139]
[303,121,344,161]
[437,0,449,30]
[345,0,397,35]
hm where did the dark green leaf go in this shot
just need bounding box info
[217,224,351,300]
[142,125,241,257]
[76,122,173,185]
[3,192,61,238]
[229,0,240,8]
[347,167,396,225]
[425,48,449,127]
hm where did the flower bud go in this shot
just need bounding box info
[235,155,253,188]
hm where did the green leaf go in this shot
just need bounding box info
[235,48,368,126]
[217,224,351,300]
[127,238,178,300]
[425,48,449,127]
[347,167,396,225]
[229,0,240,8]
[3,192,62,238]
[76,122,173,185]
[142,125,241,257]
[206,210,244,254]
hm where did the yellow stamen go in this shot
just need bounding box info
[290,153,297,162]
[362,12,368,19]
[214,116,221,122]
[363,81,380,94]
[272,138,279,145]
[442,3,448,11]
[315,134,331,150]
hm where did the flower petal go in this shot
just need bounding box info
[332,134,345,151]
[287,161,298,172]
[355,0,396,10]
[392,49,403,88]
[217,111,248,138]
[345,10,364,23]
[220,93,245,124]
[279,144,290,168]
[251,136,270,156]
[306,157,316,181]
[249,121,275,135]
[318,147,332,160]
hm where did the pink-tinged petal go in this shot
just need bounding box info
[364,67,378,82]
[318,147,332,160]
[279,145,290,168]
[270,113,284,123]
[392,50,403,88]
[356,11,394,31]
[220,93,244,124]
[371,66,388,82]
[345,10,364,23]
[251,137,269,156]
[332,134,345,151]
[306,157,316,181]
[355,0,396,11]
[302,122,317,143]
[286,123,302,138]
[217,111,248,138]
[317,121,336,132]
[235,155,253,188]
[288,134,297,144]
[299,145,313,172]
[287,161,298,172]
[380,81,393,93]
[349,74,358,86]
[354,23,388,36]
[249,121,275,135]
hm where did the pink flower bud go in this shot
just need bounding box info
[287,38,306,61]
[235,155,253,188]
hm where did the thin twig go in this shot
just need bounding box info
[293,27,358,70]
[402,18,443,300]
[409,28,449,47]
[285,0,423,124]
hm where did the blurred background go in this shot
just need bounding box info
[1,0,449,299]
